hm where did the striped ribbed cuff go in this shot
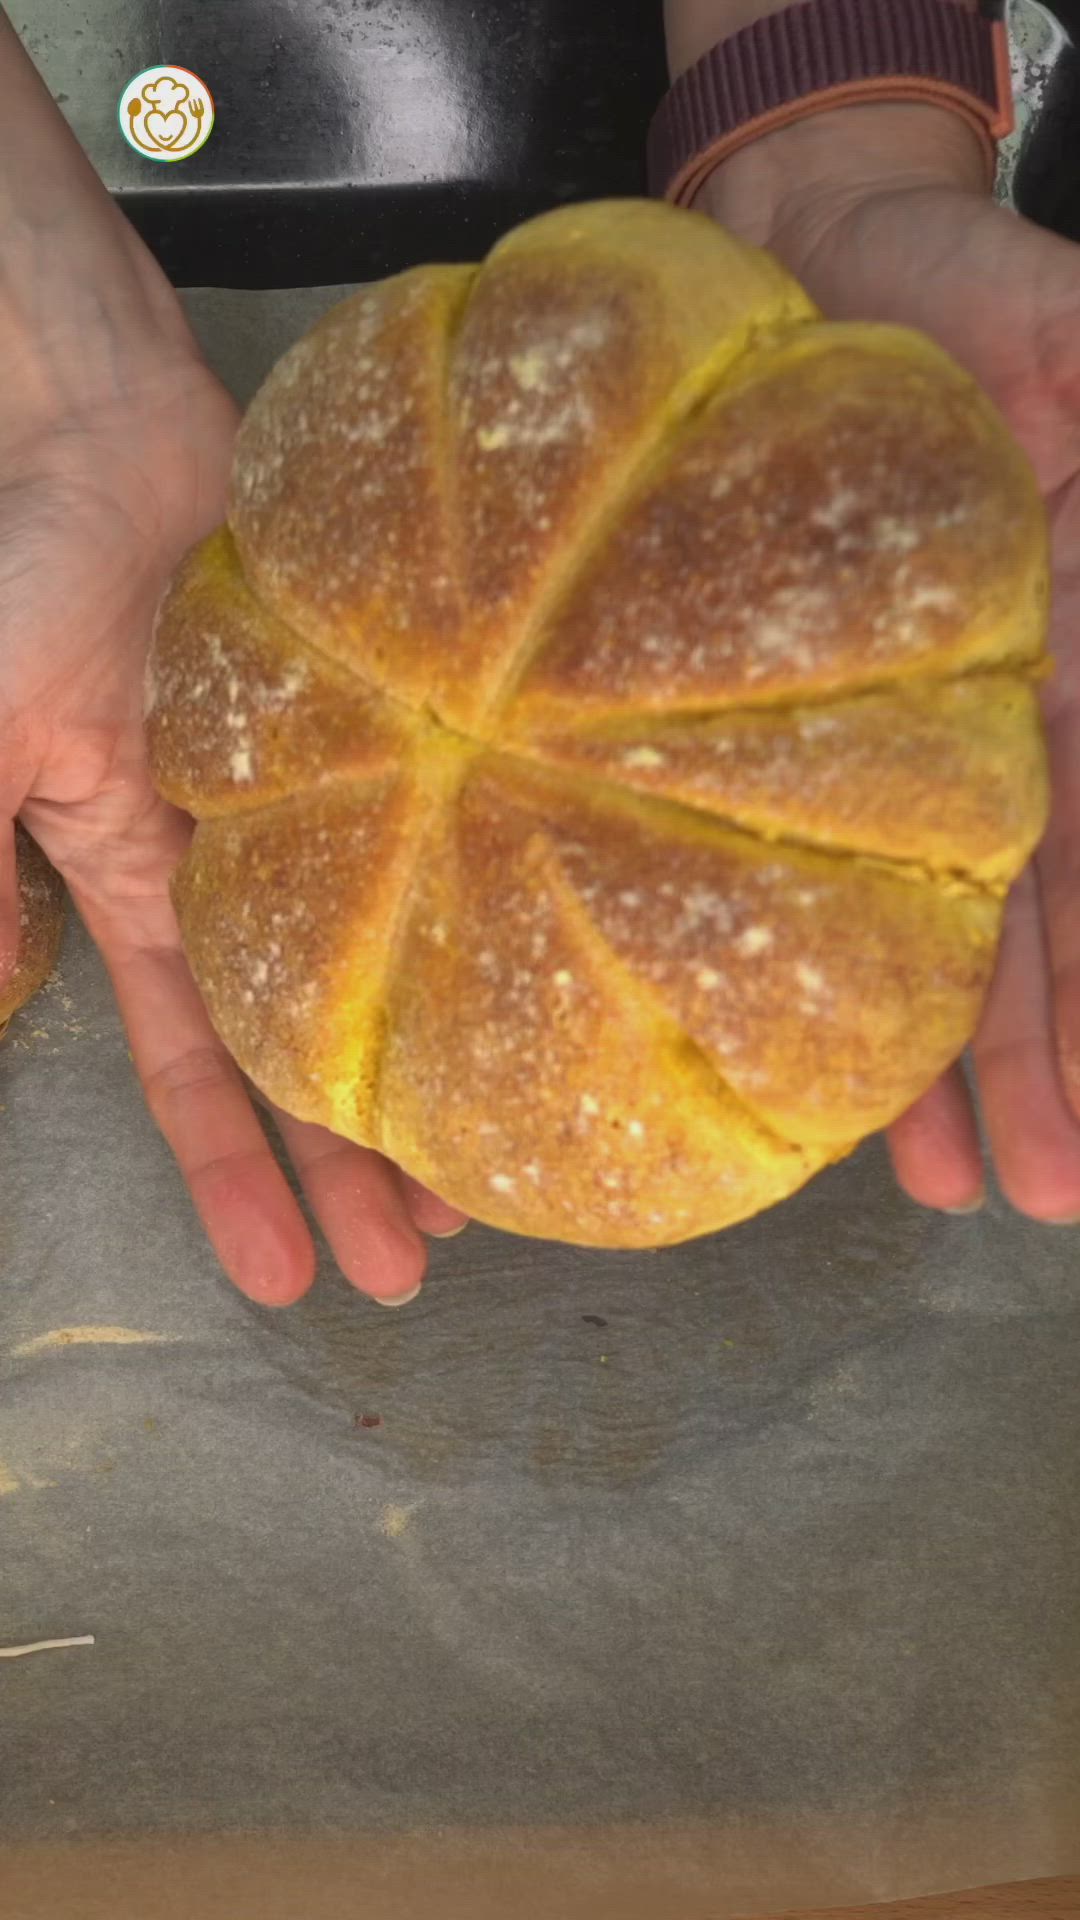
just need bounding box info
[648,0,1013,205]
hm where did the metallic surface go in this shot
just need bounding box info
[1010,0,1080,236]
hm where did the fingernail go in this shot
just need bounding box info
[430,1222,469,1240]
[1041,1214,1080,1227]
[943,1196,986,1216]
[373,1284,422,1309]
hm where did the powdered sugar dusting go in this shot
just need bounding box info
[152,224,1041,1246]
[514,336,1039,718]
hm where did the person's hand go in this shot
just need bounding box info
[1,345,466,1306]
[701,104,1080,1222]
[0,21,465,1305]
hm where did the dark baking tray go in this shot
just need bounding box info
[14,1,1080,283]
[17,0,668,287]
[1014,0,1080,240]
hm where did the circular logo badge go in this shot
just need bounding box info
[118,66,215,163]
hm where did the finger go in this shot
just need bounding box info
[398,1172,470,1241]
[886,1063,985,1214]
[86,910,318,1306]
[1040,693,1080,1120]
[251,1074,466,1259]
[973,867,1080,1223]
[272,1112,428,1305]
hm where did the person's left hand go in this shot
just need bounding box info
[703,108,1080,1222]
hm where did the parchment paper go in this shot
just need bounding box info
[1,287,1078,1919]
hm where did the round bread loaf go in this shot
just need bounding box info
[1,826,65,1039]
[148,201,1049,1247]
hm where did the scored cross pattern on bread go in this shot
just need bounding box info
[147,202,1048,1247]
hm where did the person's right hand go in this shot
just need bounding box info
[1,313,467,1304]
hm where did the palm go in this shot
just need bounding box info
[772,185,1080,1218]
[1,360,465,1302]
[3,390,224,856]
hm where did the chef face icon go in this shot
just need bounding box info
[118,66,215,162]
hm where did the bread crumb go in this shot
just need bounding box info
[378,1503,415,1540]
[0,1635,95,1660]
[12,1326,178,1358]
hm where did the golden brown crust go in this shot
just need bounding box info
[228,267,476,711]
[511,325,1047,726]
[0,826,65,1033]
[171,768,439,1139]
[147,200,1051,1247]
[148,528,411,817]
[437,201,814,731]
[521,675,1048,889]
[379,760,824,1246]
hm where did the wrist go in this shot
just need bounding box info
[693,101,989,262]
[662,2,992,257]
[0,205,199,430]
[0,16,200,434]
